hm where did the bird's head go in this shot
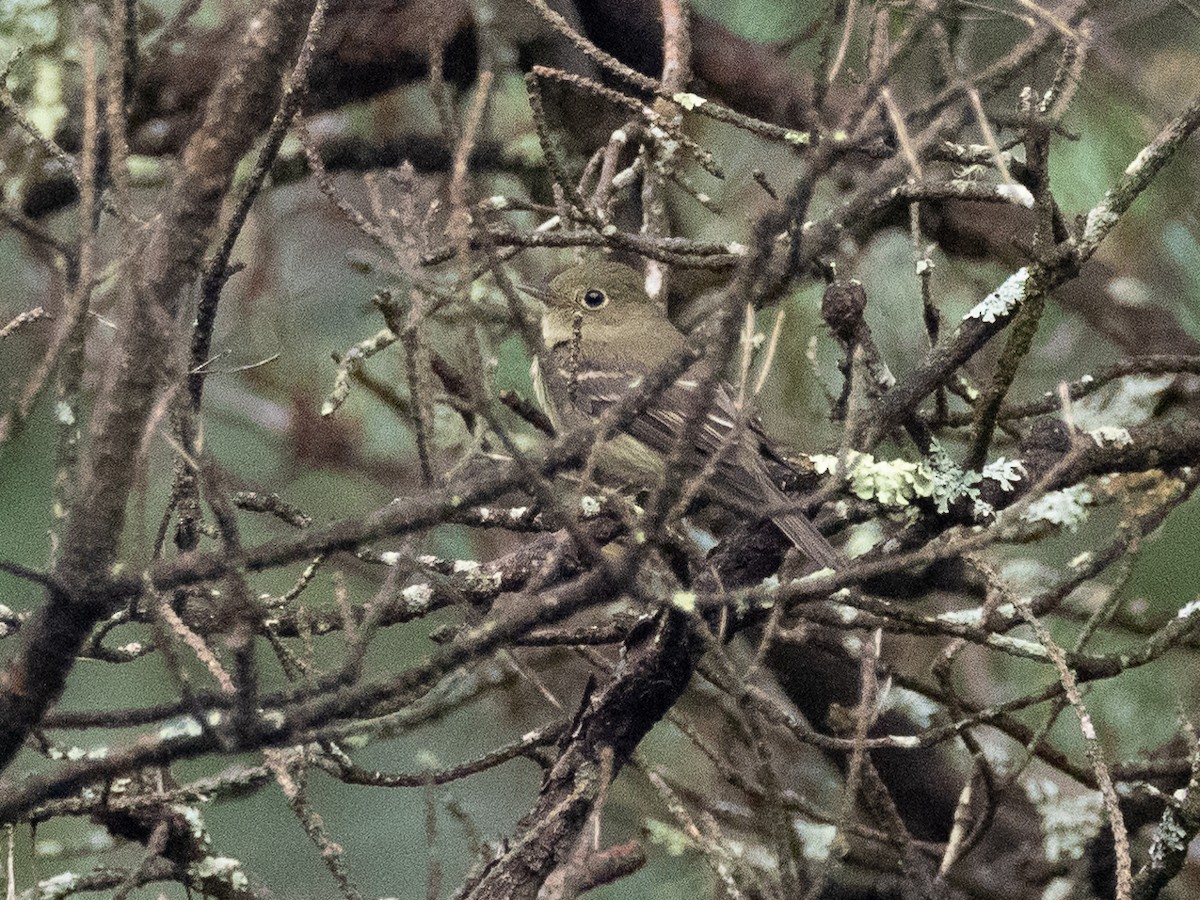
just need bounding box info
[527,260,660,347]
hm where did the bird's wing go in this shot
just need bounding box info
[548,346,790,507]
[545,344,840,566]
[547,347,732,463]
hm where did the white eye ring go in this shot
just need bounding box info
[580,288,608,309]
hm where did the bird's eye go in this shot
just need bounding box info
[581,288,607,309]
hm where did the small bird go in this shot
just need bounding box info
[526,259,840,569]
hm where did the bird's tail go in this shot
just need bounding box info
[772,511,841,569]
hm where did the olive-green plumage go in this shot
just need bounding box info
[530,259,839,568]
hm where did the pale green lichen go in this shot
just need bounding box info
[783,130,811,146]
[811,451,934,508]
[672,91,707,110]
[926,441,985,515]
[36,871,79,899]
[795,821,837,861]
[469,280,495,303]
[1082,205,1120,246]
[1124,145,1154,176]
[995,182,1035,208]
[1088,425,1132,447]
[964,267,1028,323]
[982,457,1026,492]
[812,442,1020,518]
[1022,485,1093,533]
[1176,598,1200,620]
[159,716,203,740]
[987,634,1049,659]
[671,591,697,612]
[464,569,502,595]
[172,804,210,842]
[1069,551,1094,569]
[843,519,882,558]
[791,568,836,591]
[1149,806,1190,863]
[260,709,285,730]
[611,167,636,189]
[579,495,603,517]
[936,607,984,627]
[190,856,249,890]
[402,583,433,607]
[644,818,693,856]
[48,744,106,761]
[53,400,74,425]
[829,602,859,624]
[840,635,863,656]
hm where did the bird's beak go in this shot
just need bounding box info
[516,282,553,305]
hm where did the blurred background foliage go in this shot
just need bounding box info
[1,0,1200,897]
